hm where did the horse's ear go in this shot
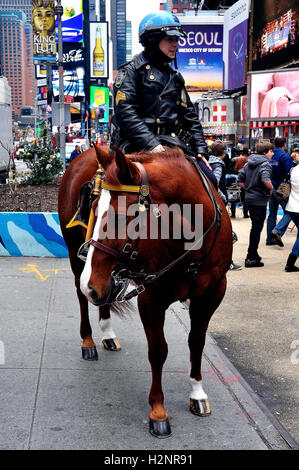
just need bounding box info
[113,146,139,184]
[93,143,115,169]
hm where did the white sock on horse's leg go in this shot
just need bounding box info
[99,318,116,340]
[189,378,208,400]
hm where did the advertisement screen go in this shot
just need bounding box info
[37,85,47,101]
[176,23,223,92]
[223,0,251,91]
[32,0,56,61]
[35,64,47,79]
[248,68,299,120]
[55,0,83,42]
[61,43,84,67]
[89,22,109,79]
[52,66,85,100]
[227,19,248,91]
[90,86,109,123]
[252,0,299,70]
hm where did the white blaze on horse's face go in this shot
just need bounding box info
[80,189,111,301]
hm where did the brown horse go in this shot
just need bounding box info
[58,143,232,438]
[58,146,121,359]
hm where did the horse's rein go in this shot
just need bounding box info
[81,160,222,302]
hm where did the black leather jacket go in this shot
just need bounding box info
[111,52,208,157]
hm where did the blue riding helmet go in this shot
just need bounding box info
[139,11,186,45]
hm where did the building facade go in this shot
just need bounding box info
[0,0,32,20]
[0,10,34,116]
[110,0,126,71]
[0,76,12,176]
[171,1,197,14]
[126,20,132,62]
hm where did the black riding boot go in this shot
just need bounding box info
[79,182,93,225]
[285,254,299,272]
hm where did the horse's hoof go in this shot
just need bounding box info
[190,398,211,416]
[81,346,98,360]
[102,338,121,351]
[149,418,172,438]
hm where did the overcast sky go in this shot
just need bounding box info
[126,0,162,55]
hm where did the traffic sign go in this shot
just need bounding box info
[64,96,74,104]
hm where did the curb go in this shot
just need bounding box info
[205,333,299,450]
[174,303,298,450]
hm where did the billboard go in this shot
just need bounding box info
[198,98,235,124]
[51,44,85,102]
[248,68,299,120]
[61,43,85,67]
[55,0,83,42]
[90,86,109,123]
[251,0,299,70]
[223,0,251,91]
[37,84,47,103]
[197,97,240,136]
[89,22,109,79]
[35,64,47,79]
[176,21,223,92]
[52,66,85,100]
[32,0,56,61]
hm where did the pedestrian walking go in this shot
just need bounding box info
[237,141,274,267]
[266,137,293,245]
[209,141,242,271]
[284,162,299,272]
[272,149,299,247]
[231,147,249,218]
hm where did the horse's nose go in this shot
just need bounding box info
[88,285,110,306]
[89,286,101,304]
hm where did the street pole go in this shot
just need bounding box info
[83,0,91,144]
[34,96,37,139]
[55,0,66,171]
[46,62,53,143]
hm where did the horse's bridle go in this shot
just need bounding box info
[78,159,222,303]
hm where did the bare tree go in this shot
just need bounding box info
[0,139,16,192]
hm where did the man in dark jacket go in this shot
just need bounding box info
[237,141,274,267]
[110,11,216,186]
[69,144,81,162]
[266,137,294,245]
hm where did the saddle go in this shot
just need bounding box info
[66,167,104,236]
[66,154,221,275]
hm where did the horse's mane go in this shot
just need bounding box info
[106,147,190,185]
[129,147,186,165]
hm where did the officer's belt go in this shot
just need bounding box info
[148,124,180,136]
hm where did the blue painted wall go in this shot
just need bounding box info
[0,213,68,257]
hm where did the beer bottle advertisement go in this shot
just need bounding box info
[93,25,104,76]
[90,22,108,79]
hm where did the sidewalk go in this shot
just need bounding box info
[0,256,296,451]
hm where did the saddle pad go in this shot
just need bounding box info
[66,208,88,230]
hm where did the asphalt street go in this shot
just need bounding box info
[0,240,298,451]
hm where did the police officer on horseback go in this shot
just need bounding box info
[110,11,215,184]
